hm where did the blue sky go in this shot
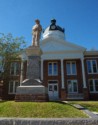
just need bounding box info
[0,0,98,50]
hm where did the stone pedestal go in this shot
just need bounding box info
[15,86,48,102]
[26,56,41,79]
[15,94,48,102]
[26,46,42,80]
[15,46,48,102]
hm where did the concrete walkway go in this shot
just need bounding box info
[73,104,98,118]
[63,101,98,118]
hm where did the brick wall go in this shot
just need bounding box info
[1,54,98,101]
[63,59,83,94]
[1,61,26,100]
[84,56,98,100]
[43,59,84,100]
[43,60,62,98]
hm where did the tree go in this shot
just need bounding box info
[0,33,26,81]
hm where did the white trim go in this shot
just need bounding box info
[20,61,24,84]
[87,60,98,74]
[40,36,85,60]
[10,62,20,76]
[48,81,59,100]
[61,59,64,88]
[89,79,98,93]
[43,51,84,54]
[48,84,58,91]
[67,80,78,93]
[41,53,83,60]
[41,36,86,51]
[66,61,77,75]
[43,30,65,40]
[9,80,20,94]
[81,58,87,88]
[48,62,58,76]
[84,57,98,59]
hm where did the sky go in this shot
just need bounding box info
[0,0,98,50]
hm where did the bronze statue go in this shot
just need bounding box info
[32,19,42,46]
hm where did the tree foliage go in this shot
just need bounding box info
[0,33,26,80]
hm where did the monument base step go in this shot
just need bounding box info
[15,94,49,102]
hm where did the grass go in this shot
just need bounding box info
[0,101,88,118]
[69,101,98,112]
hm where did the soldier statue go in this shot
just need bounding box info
[32,19,42,46]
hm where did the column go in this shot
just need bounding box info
[61,59,64,88]
[41,59,43,80]
[20,61,24,85]
[81,58,87,88]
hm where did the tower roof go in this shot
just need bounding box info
[43,19,65,40]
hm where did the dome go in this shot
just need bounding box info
[43,19,65,40]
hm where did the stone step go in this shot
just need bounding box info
[67,93,84,100]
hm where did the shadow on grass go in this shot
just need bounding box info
[0,100,11,103]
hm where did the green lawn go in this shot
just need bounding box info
[0,101,88,118]
[69,101,98,112]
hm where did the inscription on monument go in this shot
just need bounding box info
[26,56,40,79]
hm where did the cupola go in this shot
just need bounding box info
[43,19,65,40]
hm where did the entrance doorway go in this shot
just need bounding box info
[48,81,59,100]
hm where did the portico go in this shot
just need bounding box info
[40,27,87,100]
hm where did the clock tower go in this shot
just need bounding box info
[49,19,64,33]
[49,19,57,30]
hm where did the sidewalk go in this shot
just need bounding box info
[63,101,98,118]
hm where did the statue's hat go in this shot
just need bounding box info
[35,19,40,23]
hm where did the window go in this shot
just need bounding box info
[9,81,20,94]
[48,81,58,92]
[10,62,20,75]
[66,62,77,75]
[87,60,98,74]
[89,79,98,93]
[67,80,78,93]
[48,62,58,76]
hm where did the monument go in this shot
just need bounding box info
[15,19,48,102]
[32,19,42,46]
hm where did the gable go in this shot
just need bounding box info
[40,37,86,53]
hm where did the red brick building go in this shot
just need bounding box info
[0,19,98,101]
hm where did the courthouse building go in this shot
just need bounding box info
[0,19,98,101]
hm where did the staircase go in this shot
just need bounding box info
[67,93,84,100]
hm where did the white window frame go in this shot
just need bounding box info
[48,80,59,99]
[9,81,20,94]
[48,62,58,76]
[89,79,98,93]
[48,80,58,91]
[66,61,77,75]
[67,80,78,93]
[10,62,20,76]
[48,80,59,90]
[87,60,98,74]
